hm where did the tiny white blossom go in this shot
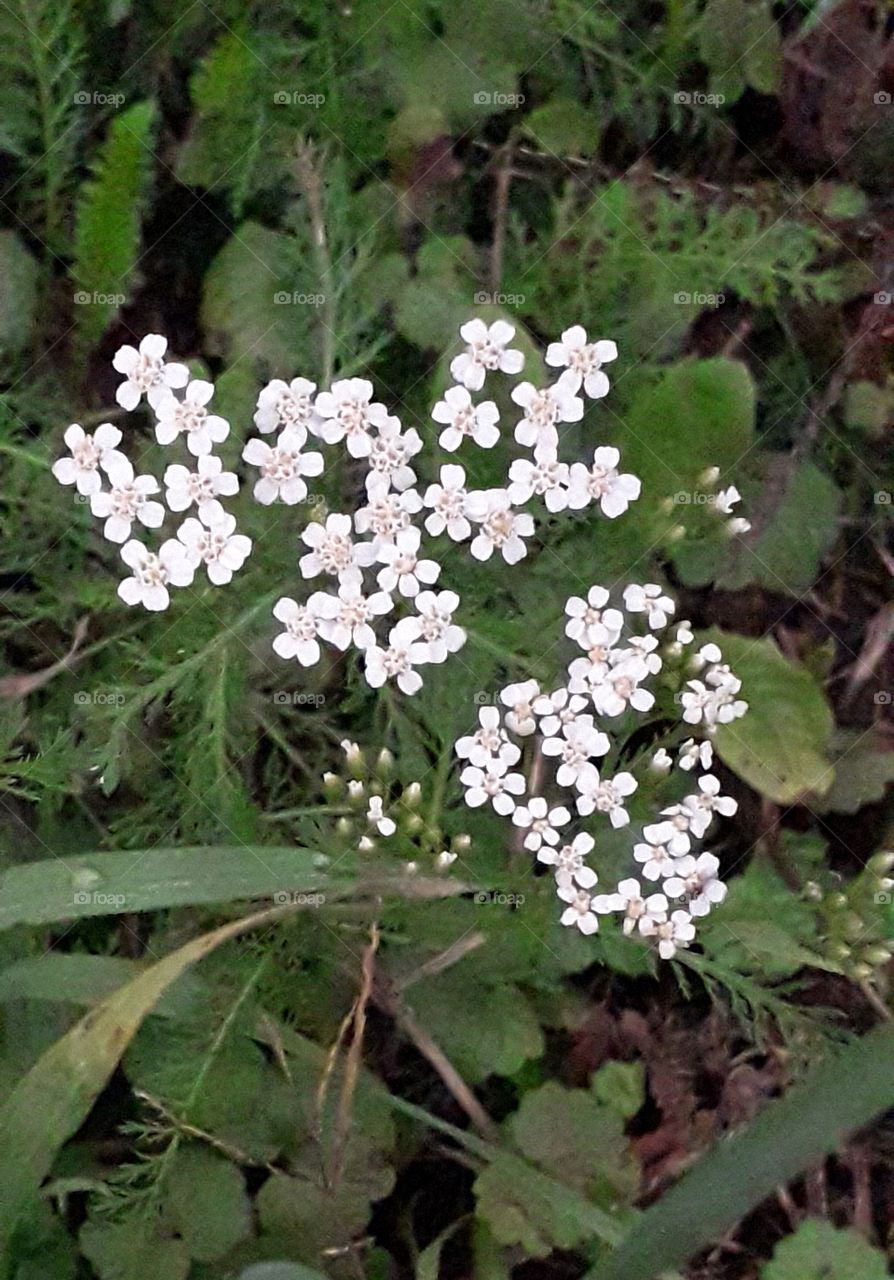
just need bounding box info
[52,423,127,496]
[594,878,669,939]
[651,747,672,773]
[272,597,323,665]
[714,485,741,516]
[567,447,641,518]
[575,764,637,827]
[623,582,675,630]
[664,852,727,916]
[677,773,737,838]
[500,680,541,736]
[412,589,466,662]
[532,688,592,738]
[542,718,610,787]
[507,445,570,512]
[314,378,388,457]
[557,884,600,935]
[633,838,685,882]
[564,586,624,649]
[364,617,430,695]
[423,464,471,540]
[540,831,597,889]
[591,657,655,717]
[678,738,713,771]
[243,430,325,505]
[300,513,376,580]
[376,526,441,597]
[511,796,570,852]
[254,376,318,435]
[545,326,617,398]
[308,569,393,650]
[164,455,238,521]
[643,818,691,857]
[450,319,524,391]
[354,488,422,547]
[459,758,525,815]
[676,621,695,645]
[367,795,396,837]
[511,370,583,449]
[455,706,521,769]
[366,417,422,493]
[112,333,189,411]
[153,379,230,456]
[466,488,535,564]
[176,512,252,585]
[640,908,696,959]
[431,385,500,451]
[90,458,164,543]
[117,537,195,611]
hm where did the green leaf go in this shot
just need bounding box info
[0,904,291,1266]
[843,380,894,438]
[509,1081,639,1202]
[761,1219,889,1280]
[708,629,835,802]
[79,1220,189,1280]
[699,0,780,100]
[165,1146,251,1261]
[523,100,600,157]
[0,845,330,930]
[73,101,155,345]
[240,1267,330,1280]
[201,222,302,375]
[621,359,755,511]
[0,953,202,1016]
[588,1019,894,1280]
[814,731,894,814]
[719,463,841,597]
[0,231,38,355]
[592,1061,646,1119]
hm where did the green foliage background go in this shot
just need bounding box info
[0,0,892,1278]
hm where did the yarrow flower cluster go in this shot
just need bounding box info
[52,334,250,611]
[455,591,748,960]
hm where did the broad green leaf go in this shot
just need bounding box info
[0,903,292,1263]
[0,845,330,930]
[0,231,38,355]
[201,223,303,374]
[79,1220,189,1280]
[0,953,202,1016]
[592,1061,646,1119]
[523,100,600,157]
[588,1019,894,1280]
[73,101,155,345]
[719,463,840,597]
[813,731,894,814]
[621,359,755,510]
[240,1267,329,1280]
[761,1219,889,1280]
[165,1146,252,1261]
[509,1081,639,1202]
[843,380,894,438]
[708,630,835,802]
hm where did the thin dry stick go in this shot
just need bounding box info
[488,140,514,296]
[394,931,487,992]
[333,919,380,1182]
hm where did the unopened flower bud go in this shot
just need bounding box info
[436,850,458,870]
[650,748,672,774]
[375,748,394,779]
[452,833,472,853]
[358,835,374,852]
[666,524,686,543]
[341,739,365,779]
[402,781,423,808]
[861,945,892,966]
[402,812,424,835]
[322,772,343,800]
[347,779,365,805]
[336,817,353,838]
[699,466,721,487]
[869,850,894,875]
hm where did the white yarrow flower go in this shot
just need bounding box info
[52,423,127,496]
[254,376,318,435]
[500,680,541,736]
[364,617,430,695]
[449,319,524,391]
[300,513,376,580]
[112,333,189,411]
[153,379,230,456]
[89,457,164,543]
[431,385,500,451]
[511,796,571,852]
[117,537,195,611]
[243,430,324,505]
[545,326,618,398]
[511,370,583,449]
[308,569,393,650]
[423,464,472,540]
[623,582,675,630]
[466,488,535,564]
[314,377,388,457]
[455,706,521,768]
[557,884,600,935]
[163,455,238,521]
[376,526,441,597]
[575,764,637,827]
[540,831,597,889]
[567,447,641,518]
[176,512,252,585]
[412,589,466,662]
[459,758,525,815]
[272,597,323,665]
